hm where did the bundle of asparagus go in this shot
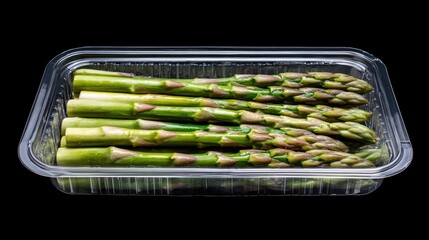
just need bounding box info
[57,68,381,168]
[75,69,373,93]
[66,100,376,143]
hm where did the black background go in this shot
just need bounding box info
[6,15,424,233]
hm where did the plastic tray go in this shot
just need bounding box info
[18,47,413,196]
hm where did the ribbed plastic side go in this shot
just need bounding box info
[54,177,382,196]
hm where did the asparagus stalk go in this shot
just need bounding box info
[79,91,372,122]
[56,147,374,168]
[64,126,350,151]
[73,75,368,105]
[73,74,277,102]
[61,118,348,152]
[351,145,389,165]
[352,148,382,162]
[269,86,368,105]
[60,136,233,152]
[75,69,373,93]
[67,99,377,143]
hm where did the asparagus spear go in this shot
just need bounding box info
[73,75,368,105]
[269,86,368,105]
[75,69,373,93]
[61,118,348,152]
[73,74,277,102]
[351,145,389,165]
[64,126,350,151]
[56,147,374,168]
[352,148,382,162]
[67,99,377,143]
[78,91,372,122]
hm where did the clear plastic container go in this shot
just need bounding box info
[18,47,413,196]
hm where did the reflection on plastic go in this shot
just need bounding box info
[56,177,382,196]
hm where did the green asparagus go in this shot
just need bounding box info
[73,74,277,102]
[352,148,382,162]
[67,99,377,143]
[75,69,373,93]
[64,126,350,151]
[78,91,372,122]
[269,86,368,105]
[61,118,348,152]
[351,145,389,165]
[60,69,378,172]
[56,147,374,168]
[73,75,368,105]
